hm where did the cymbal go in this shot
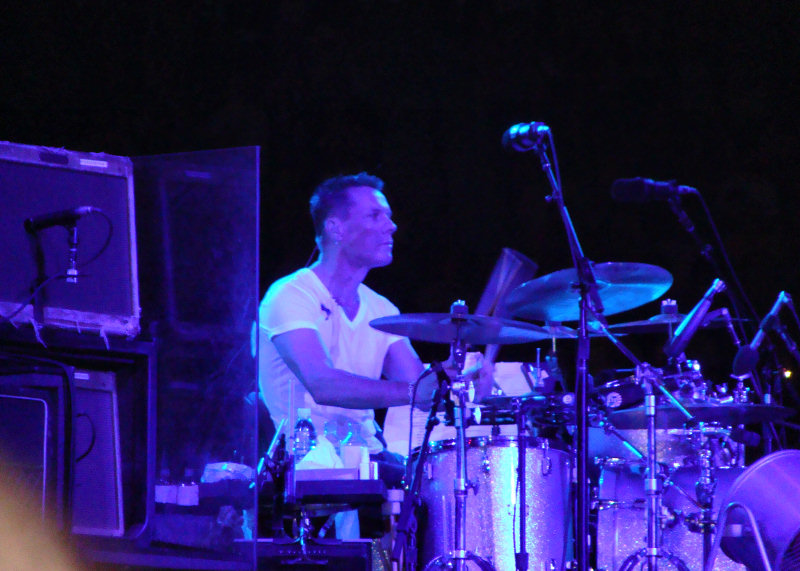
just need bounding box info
[608,313,685,335]
[607,403,794,429]
[369,313,551,345]
[505,262,673,322]
[608,312,736,335]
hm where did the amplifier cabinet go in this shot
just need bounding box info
[254,539,373,570]
[72,369,124,536]
[0,394,49,518]
[0,141,140,337]
[0,369,124,536]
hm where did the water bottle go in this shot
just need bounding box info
[293,408,317,462]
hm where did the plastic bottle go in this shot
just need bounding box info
[293,408,317,462]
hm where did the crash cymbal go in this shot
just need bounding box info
[369,313,551,345]
[608,313,685,335]
[504,262,673,322]
[607,402,794,429]
[609,311,740,335]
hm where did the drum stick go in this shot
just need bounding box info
[475,248,538,394]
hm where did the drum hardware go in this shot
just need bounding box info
[256,418,344,564]
[616,364,695,571]
[419,434,571,571]
[391,357,461,571]
[388,300,497,571]
[503,259,674,571]
[584,287,768,571]
[421,375,497,571]
[607,402,794,430]
[595,381,773,571]
[514,397,530,571]
[422,302,495,571]
[501,128,662,571]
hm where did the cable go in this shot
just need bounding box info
[74,412,96,462]
[0,208,115,324]
[0,273,70,323]
[76,208,114,270]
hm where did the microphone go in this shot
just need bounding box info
[664,279,727,361]
[502,122,550,152]
[611,178,698,203]
[732,291,791,375]
[24,206,96,233]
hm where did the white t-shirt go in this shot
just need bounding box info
[259,268,404,453]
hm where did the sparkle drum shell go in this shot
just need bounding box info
[418,436,572,571]
[596,462,746,571]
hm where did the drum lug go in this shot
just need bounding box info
[539,439,553,476]
[424,460,433,480]
[541,455,553,476]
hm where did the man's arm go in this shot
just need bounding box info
[382,337,426,383]
[383,338,494,404]
[270,328,429,409]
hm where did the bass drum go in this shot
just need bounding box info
[418,436,571,571]
[595,461,746,571]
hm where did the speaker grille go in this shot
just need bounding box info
[72,371,124,536]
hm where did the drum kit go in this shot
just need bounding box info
[370,261,795,571]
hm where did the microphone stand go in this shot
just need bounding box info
[665,194,787,455]
[391,363,452,571]
[530,133,604,571]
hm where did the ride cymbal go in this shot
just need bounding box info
[505,262,673,322]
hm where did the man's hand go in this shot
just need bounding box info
[412,355,495,410]
[412,363,445,411]
[458,353,494,403]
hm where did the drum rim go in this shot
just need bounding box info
[417,435,570,455]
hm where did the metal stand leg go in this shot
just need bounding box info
[614,368,689,571]
[423,388,495,571]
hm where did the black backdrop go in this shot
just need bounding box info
[3,2,799,384]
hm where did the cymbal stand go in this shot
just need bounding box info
[695,435,716,568]
[585,318,701,571]
[423,305,495,571]
[423,375,495,571]
[617,365,693,571]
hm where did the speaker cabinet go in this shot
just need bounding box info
[72,370,124,536]
[0,141,140,336]
[254,539,373,570]
[0,369,123,536]
[0,394,49,518]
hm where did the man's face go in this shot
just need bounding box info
[337,186,397,269]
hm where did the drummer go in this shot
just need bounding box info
[258,172,493,488]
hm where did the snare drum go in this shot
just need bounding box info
[418,436,571,571]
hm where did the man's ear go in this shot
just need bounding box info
[325,216,344,242]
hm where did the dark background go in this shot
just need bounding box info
[3,2,799,391]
